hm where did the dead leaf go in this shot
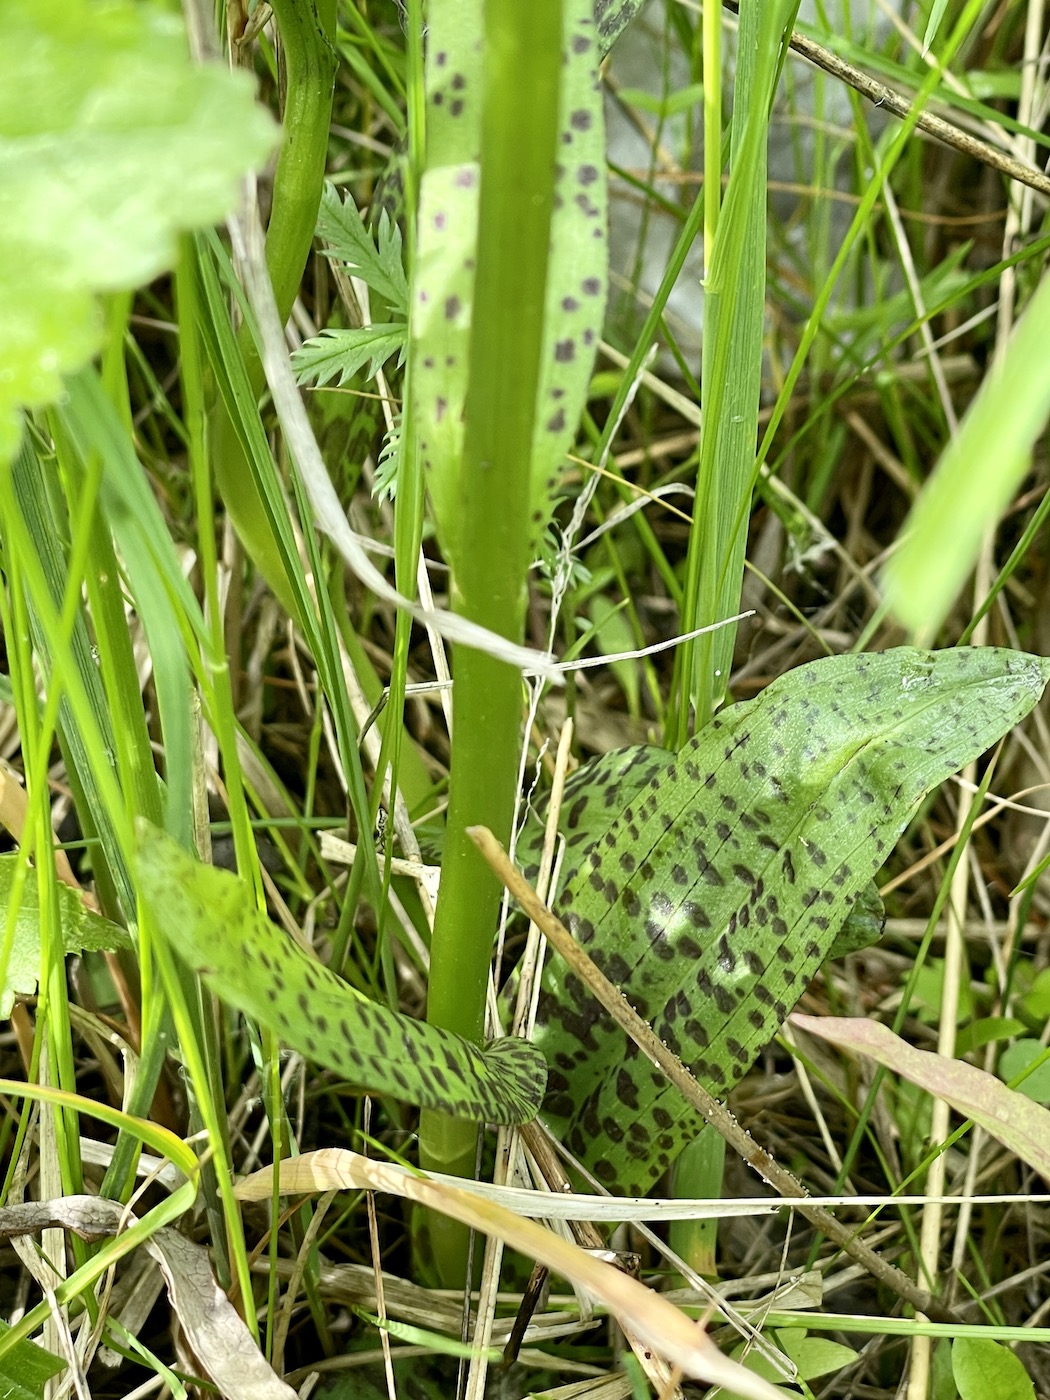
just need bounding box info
[0,1197,295,1400]
[236,1149,785,1399]
[791,1013,1050,1180]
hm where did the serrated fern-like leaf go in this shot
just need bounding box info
[374,411,403,503]
[291,325,405,389]
[316,184,408,315]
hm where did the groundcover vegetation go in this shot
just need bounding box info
[2,0,1050,1396]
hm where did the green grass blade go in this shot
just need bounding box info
[883,268,1050,639]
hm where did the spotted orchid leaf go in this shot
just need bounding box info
[134,821,546,1126]
[532,647,1050,1194]
[519,746,887,963]
[411,0,609,574]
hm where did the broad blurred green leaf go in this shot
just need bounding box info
[0,0,277,452]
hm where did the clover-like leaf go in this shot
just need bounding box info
[0,857,132,1018]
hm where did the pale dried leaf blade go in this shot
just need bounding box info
[236,1150,783,1400]
[0,1196,123,1243]
[791,1013,1050,1180]
[147,1230,296,1400]
[0,1197,295,1400]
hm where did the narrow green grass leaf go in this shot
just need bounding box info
[353,1310,501,1361]
[8,435,140,901]
[192,233,319,620]
[883,270,1050,638]
[0,1077,199,1189]
[588,597,641,714]
[61,370,203,831]
[921,0,952,52]
[674,0,786,730]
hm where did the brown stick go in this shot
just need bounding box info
[468,824,959,1326]
[721,0,1050,201]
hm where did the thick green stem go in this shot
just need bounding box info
[417,0,565,1280]
[210,0,337,620]
[263,1,337,318]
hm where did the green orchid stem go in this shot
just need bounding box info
[211,0,337,622]
[417,0,565,1285]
